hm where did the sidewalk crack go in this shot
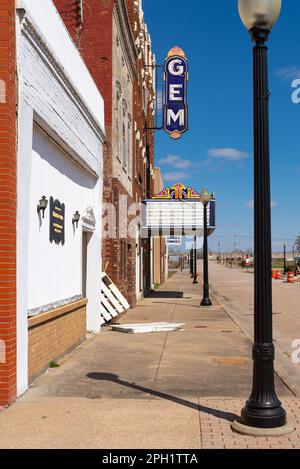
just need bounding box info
[198,396,203,449]
[154,300,177,382]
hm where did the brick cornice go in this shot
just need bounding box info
[114,0,137,79]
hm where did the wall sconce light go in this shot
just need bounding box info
[37,196,48,218]
[72,211,81,229]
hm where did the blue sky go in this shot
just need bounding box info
[143,0,300,252]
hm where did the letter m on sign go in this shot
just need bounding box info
[167,109,185,126]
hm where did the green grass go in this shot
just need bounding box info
[154,283,161,290]
[49,361,60,369]
[272,263,295,270]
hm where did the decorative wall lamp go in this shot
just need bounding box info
[37,196,48,219]
[72,211,81,229]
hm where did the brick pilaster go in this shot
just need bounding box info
[0,0,17,406]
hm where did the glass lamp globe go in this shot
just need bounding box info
[238,0,282,30]
[200,188,211,204]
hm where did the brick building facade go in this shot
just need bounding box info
[1,0,105,406]
[54,0,156,306]
[0,0,156,406]
[126,0,156,299]
[0,0,17,407]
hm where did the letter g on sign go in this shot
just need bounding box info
[168,59,184,76]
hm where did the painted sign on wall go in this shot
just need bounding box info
[163,47,188,140]
[50,197,65,245]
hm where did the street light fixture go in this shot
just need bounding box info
[200,188,212,307]
[235,0,288,431]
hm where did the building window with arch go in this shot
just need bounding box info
[116,81,122,162]
[135,137,139,180]
[127,113,132,178]
[123,123,126,169]
[122,99,127,169]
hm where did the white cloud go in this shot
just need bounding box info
[246,200,277,209]
[163,171,191,182]
[276,66,300,82]
[158,155,193,169]
[207,148,249,161]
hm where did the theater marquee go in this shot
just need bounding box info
[143,184,216,237]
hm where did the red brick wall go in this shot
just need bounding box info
[126,0,155,295]
[53,0,114,128]
[126,0,155,200]
[54,0,137,305]
[53,0,83,43]
[104,178,136,306]
[0,0,17,406]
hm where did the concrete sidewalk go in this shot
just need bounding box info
[209,262,300,396]
[0,270,299,449]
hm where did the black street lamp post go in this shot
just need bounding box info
[283,243,287,274]
[236,0,287,430]
[200,188,212,307]
[190,249,193,277]
[193,236,198,284]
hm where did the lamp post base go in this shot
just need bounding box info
[201,297,212,307]
[231,420,295,437]
[241,402,287,429]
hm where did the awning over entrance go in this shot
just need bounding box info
[142,184,216,237]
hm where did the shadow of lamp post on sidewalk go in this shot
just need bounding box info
[233,0,294,435]
[86,373,239,423]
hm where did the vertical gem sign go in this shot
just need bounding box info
[163,47,188,139]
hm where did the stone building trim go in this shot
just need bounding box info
[114,0,138,81]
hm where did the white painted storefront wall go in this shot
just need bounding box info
[16,0,105,396]
[27,126,100,313]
